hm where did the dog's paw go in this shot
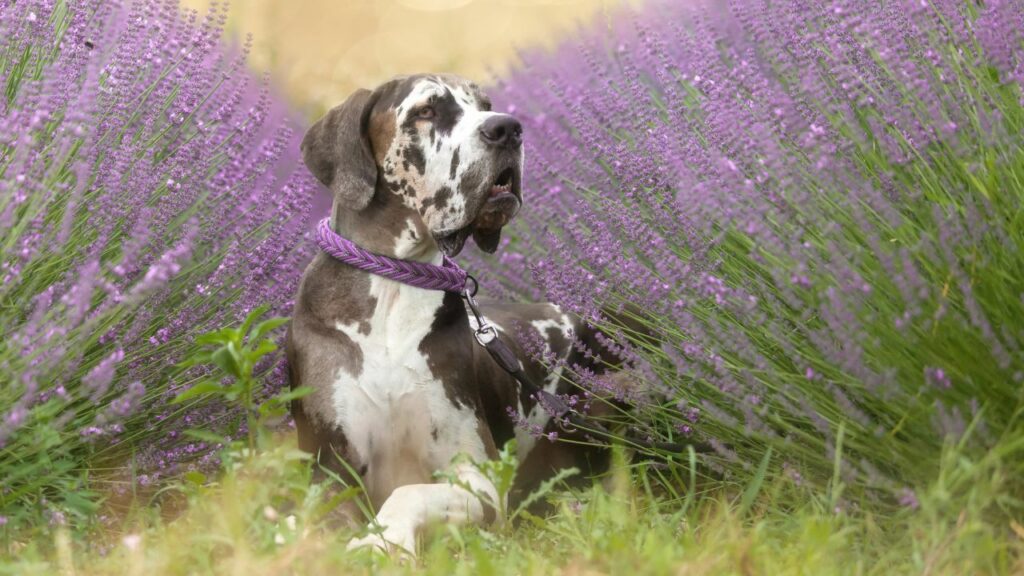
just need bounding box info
[346,527,415,558]
[346,532,389,555]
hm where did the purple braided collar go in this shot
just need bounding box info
[315,217,470,293]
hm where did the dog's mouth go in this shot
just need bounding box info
[434,164,522,257]
[488,167,516,200]
[479,165,521,222]
[435,228,472,258]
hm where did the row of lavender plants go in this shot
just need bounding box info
[0,0,315,530]
[468,0,1024,509]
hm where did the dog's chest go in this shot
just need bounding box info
[330,276,484,490]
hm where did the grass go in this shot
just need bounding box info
[2,432,1021,575]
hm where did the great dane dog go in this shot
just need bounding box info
[287,74,613,555]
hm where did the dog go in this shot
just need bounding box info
[286,74,614,555]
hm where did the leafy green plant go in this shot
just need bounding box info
[436,440,579,527]
[173,306,311,457]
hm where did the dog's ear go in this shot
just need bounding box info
[301,88,379,211]
[472,228,502,254]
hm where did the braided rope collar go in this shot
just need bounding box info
[315,217,469,293]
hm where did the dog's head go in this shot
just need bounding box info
[302,74,523,257]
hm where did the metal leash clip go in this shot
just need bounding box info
[474,322,499,347]
[463,274,498,347]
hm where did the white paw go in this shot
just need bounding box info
[346,532,389,555]
[346,526,415,557]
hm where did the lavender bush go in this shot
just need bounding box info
[0,0,315,529]
[470,0,1024,508]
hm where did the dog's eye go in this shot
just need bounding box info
[416,106,436,120]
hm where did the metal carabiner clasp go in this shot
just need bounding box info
[462,274,497,348]
[474,324,498,347]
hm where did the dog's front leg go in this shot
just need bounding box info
[346,461,500,556]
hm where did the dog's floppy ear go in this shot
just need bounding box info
[301,88,378,211]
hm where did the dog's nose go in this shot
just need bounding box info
[479,115,522,149]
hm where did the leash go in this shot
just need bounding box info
[463,278,710,456]
[316,218,709,457]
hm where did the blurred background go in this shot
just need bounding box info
[180,0,638,116]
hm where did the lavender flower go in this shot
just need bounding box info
[0,0,316,526]
[82,349,125,401]
[898,488,920,510]
[468,0,1024,505]
[924,367,952,390]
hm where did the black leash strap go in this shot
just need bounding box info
[463,281,554,412]
[461,280,709,456]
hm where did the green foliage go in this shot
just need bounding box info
[173,306,308,457]
[1,431,1020,574]
[1,305,1020,572]
[436,440,579,526]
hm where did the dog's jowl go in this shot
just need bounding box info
[287,74,611,555]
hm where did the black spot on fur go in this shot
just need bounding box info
[403,143,426,176]
[449,147,460,180]
[434,88,463,136]
[546,326,568,354]
[418,292,477,409]
[435,186,452,210]
[457,164,486,204]
[401,120,418,137]
[431,427,439,441]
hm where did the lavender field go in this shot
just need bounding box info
[466,0,1024,508]
[2,0,1023,573]
[0,0,316,528]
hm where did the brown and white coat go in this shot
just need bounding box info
[287,74,612,555]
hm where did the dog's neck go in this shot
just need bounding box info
[314,187,460,334]
[331,187,442,265]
